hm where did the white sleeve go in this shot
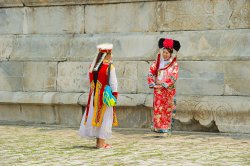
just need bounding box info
[109,67,118,92]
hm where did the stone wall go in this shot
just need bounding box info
[0,0,249,133]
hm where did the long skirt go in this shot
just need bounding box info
[79,93,114,139]
[152,88,176,131]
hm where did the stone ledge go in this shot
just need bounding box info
[0,91,149,106]
[0,91,249,133]
[0,0,157,7]
[1,91,250,110]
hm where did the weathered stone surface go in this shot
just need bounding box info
[1,29,249,61]
[116,107,151,128]
[24,6,84,34]
[0,105,21,122]
[177,61,224,95]
[137,61,152,94]
[176,96,250,133]
[0,0,23,7]
[10,35,69,61]
[173,119,219,132]
[0,104,82,126]
[57,62,89,92]
[0,62,23,91]
[229,0,250,29]
[0,1,249,35]
[55,105,82,126]
[0,36,14,61]
[0,91,82,105]
[85,2,157,33]
[23,62,57,91]
[1,92,250,133]
[118,94,146,107]
[0,8,23,34]
[18,0,156,6]
[115,61,138,93]
[175,29,250,61]
[20,105,57,124]
[0,104,56,124]
[68,34,158,61]
[157,0,234,31]
[224,61,250,96]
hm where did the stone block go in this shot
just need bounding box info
[0,104,82,126]
[85,2,157,33]
[118,94,146,107]
[115,61,138,93]
[0,36,15,61]
[10,35,69,61]
[224,61,250,96]
[156,0,235,31]
[0,62,23,91]
[0,104,21,122]
[0,0,23,7]
[57,62,89,92]
[177,61,224,95]
[0,91,82,105]
[24,6,84,34]
[23,62,57,91]
[116,107,151,128]
[229,0,250,29]
[137,61,153,94]
[68,34,158,61]
[20,105,57,124]
[0,8,23,34]
[55,105,82,126]
[172,29,250,61]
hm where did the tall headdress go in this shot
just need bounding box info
[156,38,181,76]
[89,43,113,72]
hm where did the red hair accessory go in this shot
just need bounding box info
[163,38,173,49]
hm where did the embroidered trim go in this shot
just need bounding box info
[92,81,107,127]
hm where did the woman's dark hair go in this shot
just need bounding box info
[94,52,104,69]
[164,47,173,54]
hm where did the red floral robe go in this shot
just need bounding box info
[147,57,178,131]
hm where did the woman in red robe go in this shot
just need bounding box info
[147,38,181,134]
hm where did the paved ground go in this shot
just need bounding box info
[0,125,249,166]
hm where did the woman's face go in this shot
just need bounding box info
[162,48,171,60]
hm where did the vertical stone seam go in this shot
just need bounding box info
[77,93,83,105]
[228,0,233,29]
[136,62,139,94]
[22,7,29,35]
[83,5,86,34]
[56,62,59,92]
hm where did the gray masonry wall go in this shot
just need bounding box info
[0,0,249,133]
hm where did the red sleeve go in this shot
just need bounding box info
[147,61,157,88]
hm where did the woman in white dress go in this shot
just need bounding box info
[79,43,118,149]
